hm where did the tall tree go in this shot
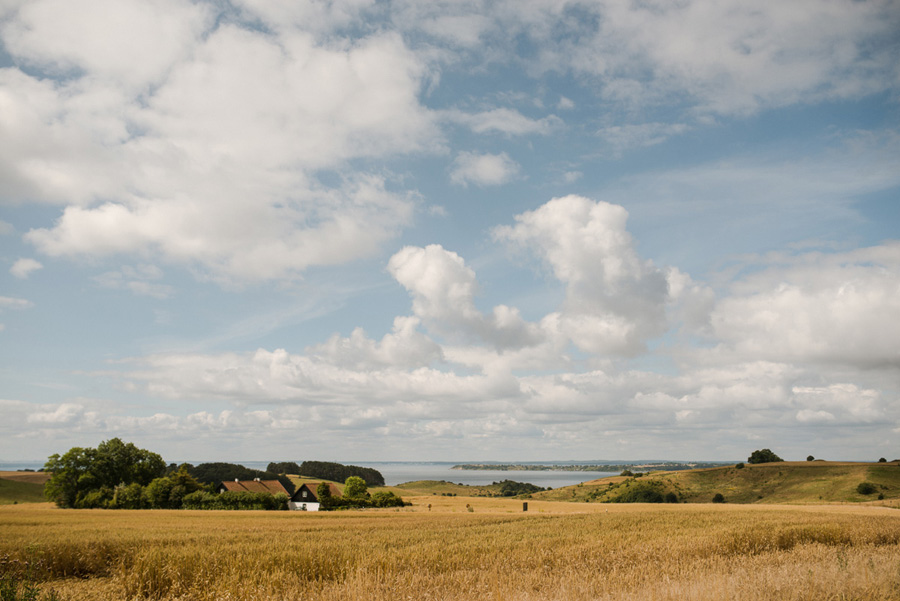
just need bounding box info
[43,438,165,508]
[343,476,368,499]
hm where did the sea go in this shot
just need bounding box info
[1,460,617,488]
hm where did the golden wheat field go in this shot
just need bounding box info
[1,498,899,601]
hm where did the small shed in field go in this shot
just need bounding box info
[290,482,340,511]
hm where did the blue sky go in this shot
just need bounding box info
[1,0,899,464]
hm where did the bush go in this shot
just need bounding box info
[735,462,744,469]
[182,491,219,509]
[620,469,634,477]
[77,487,114,509]
[609,482,665,503]
[712,493,725,503]
[371,491,405,508]
[879,457,887,463]
[111,483,146,509]
[216,491,288,510]
[807,455,814,461]
[856,482,877,495]
[664,492,678,503]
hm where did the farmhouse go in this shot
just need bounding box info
[218,478,290,496]
[290,482,340,511]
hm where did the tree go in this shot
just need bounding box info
[711,493,725,503]
[267,462,301,475]
[92,438,166,488]
[44,446,96,508]
[111,482,146,509]
[343,476,368,499]
[807,455,814,461]
[747,449,783,464]
[299,461,385,486]
[144,477,174,509]
[43,438,165,508]
[879,457,887,463]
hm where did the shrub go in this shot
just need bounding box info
[735,462,744,469]
[609,482,665,503]
[620,470,634,477]
[712,493,725,503]
[856,482,877,495]
[111,483,145,509]
[664,492,678,503]
[879,457,887,463]
[371,491,405,508]
[182,491,219,509]
[807,455,814,461]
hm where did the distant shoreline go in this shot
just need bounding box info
[451,462,733,472]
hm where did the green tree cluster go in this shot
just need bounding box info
[299,461,385,486]
[183,462,295,495]
[747,449,783,464]
[43,441,292,511]
[319,476,405,510]
[494,480,545,497]
[266,461,301,475]
[44,438,166,508]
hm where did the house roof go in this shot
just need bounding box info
[219,479,289,495]
[290,481,340,502]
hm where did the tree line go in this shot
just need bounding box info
[42,438,391,510]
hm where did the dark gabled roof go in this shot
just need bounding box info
[219,479,289,495]
[290,482,340,502]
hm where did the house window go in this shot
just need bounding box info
[302,490,307,498]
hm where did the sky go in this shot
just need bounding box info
[1,0,899,464]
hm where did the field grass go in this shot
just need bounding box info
[0,473,47,505]
[1,499,898,600]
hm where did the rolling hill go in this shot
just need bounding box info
[531,461,900,505]
[0,471,49,504]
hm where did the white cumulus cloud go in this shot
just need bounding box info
[493,195,670,355]
[10,258,43,279]
[449,151,521,187]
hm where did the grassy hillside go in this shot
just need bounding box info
[530,461,900,505]
[0,475,47,504]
